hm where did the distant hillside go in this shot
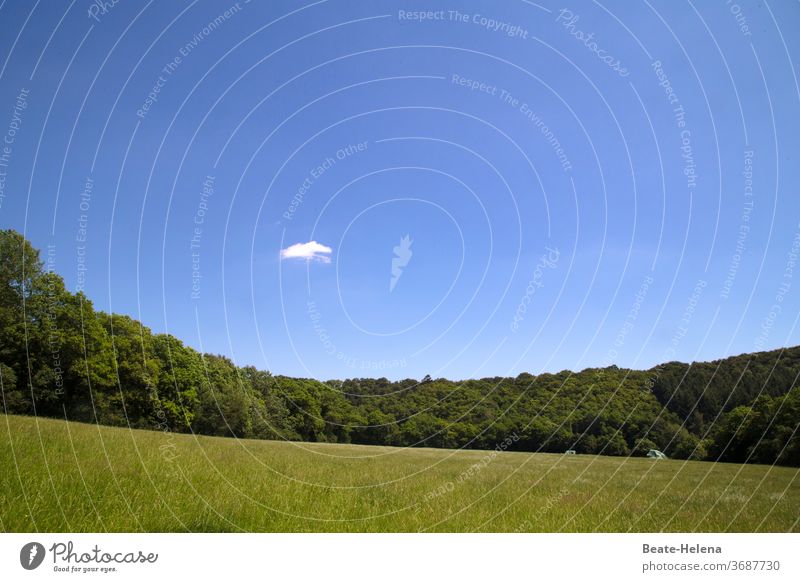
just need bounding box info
[1,229,798,466]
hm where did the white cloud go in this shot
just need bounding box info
[280,240,333,263]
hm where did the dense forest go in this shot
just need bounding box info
[1,229,798,466]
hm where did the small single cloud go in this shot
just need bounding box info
[280,240,332,263]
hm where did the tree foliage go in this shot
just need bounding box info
[1,230,797,465]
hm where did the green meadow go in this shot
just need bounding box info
[1,414,797,532]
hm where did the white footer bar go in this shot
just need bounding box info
[1,533,796,580]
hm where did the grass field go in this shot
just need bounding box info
[1,414,797,532]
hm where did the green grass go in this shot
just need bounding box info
[1,414,797,532]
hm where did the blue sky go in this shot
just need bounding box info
[0,0,798,380]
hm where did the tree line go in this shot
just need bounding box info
[1,229,797,465]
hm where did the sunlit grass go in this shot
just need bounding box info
[1,414,797,532]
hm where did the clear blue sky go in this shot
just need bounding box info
[1,0,798,380]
